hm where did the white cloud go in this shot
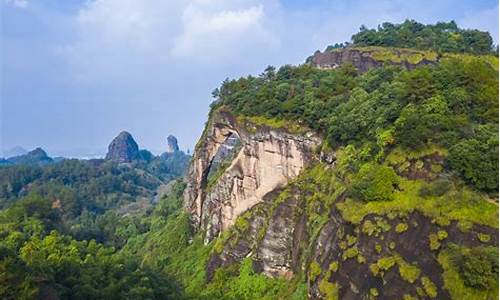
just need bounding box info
[58,0,281,83]
[171,3,278,61]
[58,0,185,85]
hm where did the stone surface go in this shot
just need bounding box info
[183,110,321,243]
[309,48,436,73]
[105,131,139,163]
[166,135,179,153]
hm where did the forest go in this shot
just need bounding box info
[349,20,495,54]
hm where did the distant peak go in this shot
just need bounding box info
[105,131,139,163]
[118,131,133,138]
[28,147,49,157]
[166,135,179,153]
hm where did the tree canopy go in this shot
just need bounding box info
[350,20,495,54]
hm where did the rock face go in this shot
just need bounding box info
[183,110,321,243]
[206,182,498,296]
[309,48,437,73]
[166,135,179,153]
[105,131,139,163]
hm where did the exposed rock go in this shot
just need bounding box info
[183,109,321,243]
[309,47,437,73]
[166,135,179,153]
[105,131,139,163]
[256,192,306,278]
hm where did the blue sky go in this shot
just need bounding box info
[1,0,498,157]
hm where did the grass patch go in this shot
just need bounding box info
[236,115,308,134]
[421,276,437,298]
[336,179,498,228]
[347,46,439,64]
[318,279,339,300]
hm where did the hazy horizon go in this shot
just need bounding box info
[2,0,499,158]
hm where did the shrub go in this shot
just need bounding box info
[395,223,408,233]
[459,247,499,289]
[447,125,498,192]
[421,276,437,298]
[351,163,399,201]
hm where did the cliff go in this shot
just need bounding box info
[184,109,321,243]
[308,46,438,72]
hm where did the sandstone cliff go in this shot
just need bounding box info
[308,47,438,72]
[183,109,321,243]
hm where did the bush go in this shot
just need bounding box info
[447,125,498,192]
[351,163,399,201]
[458,247,499,290]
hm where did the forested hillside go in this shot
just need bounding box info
[0,145,190,298]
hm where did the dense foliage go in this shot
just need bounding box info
[213,51,498,194]
[351,163,399,201]
[0,192,182,299]
[457,246,499,289]
[0,155,188,209]
[0,140,192,299]
[350,20,495,54]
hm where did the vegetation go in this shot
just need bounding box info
[421,276,438,298]
[0,194,182,299]
[439,244,498,299]
[350,163,399,201]
[351,20,495,54]
[213,44,498,194]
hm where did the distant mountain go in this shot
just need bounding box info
[105,131,139,163]
[0,147,54,166]
[102,131,191,179]
[2,146,28,158]
[166,135,179,153]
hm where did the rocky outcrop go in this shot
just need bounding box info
[309,47,437,73]
[166,135,179,153]
[105,131,139,163]
[207,187,498,297]
[183,109,321,243]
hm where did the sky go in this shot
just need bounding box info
[1,0,498,157]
